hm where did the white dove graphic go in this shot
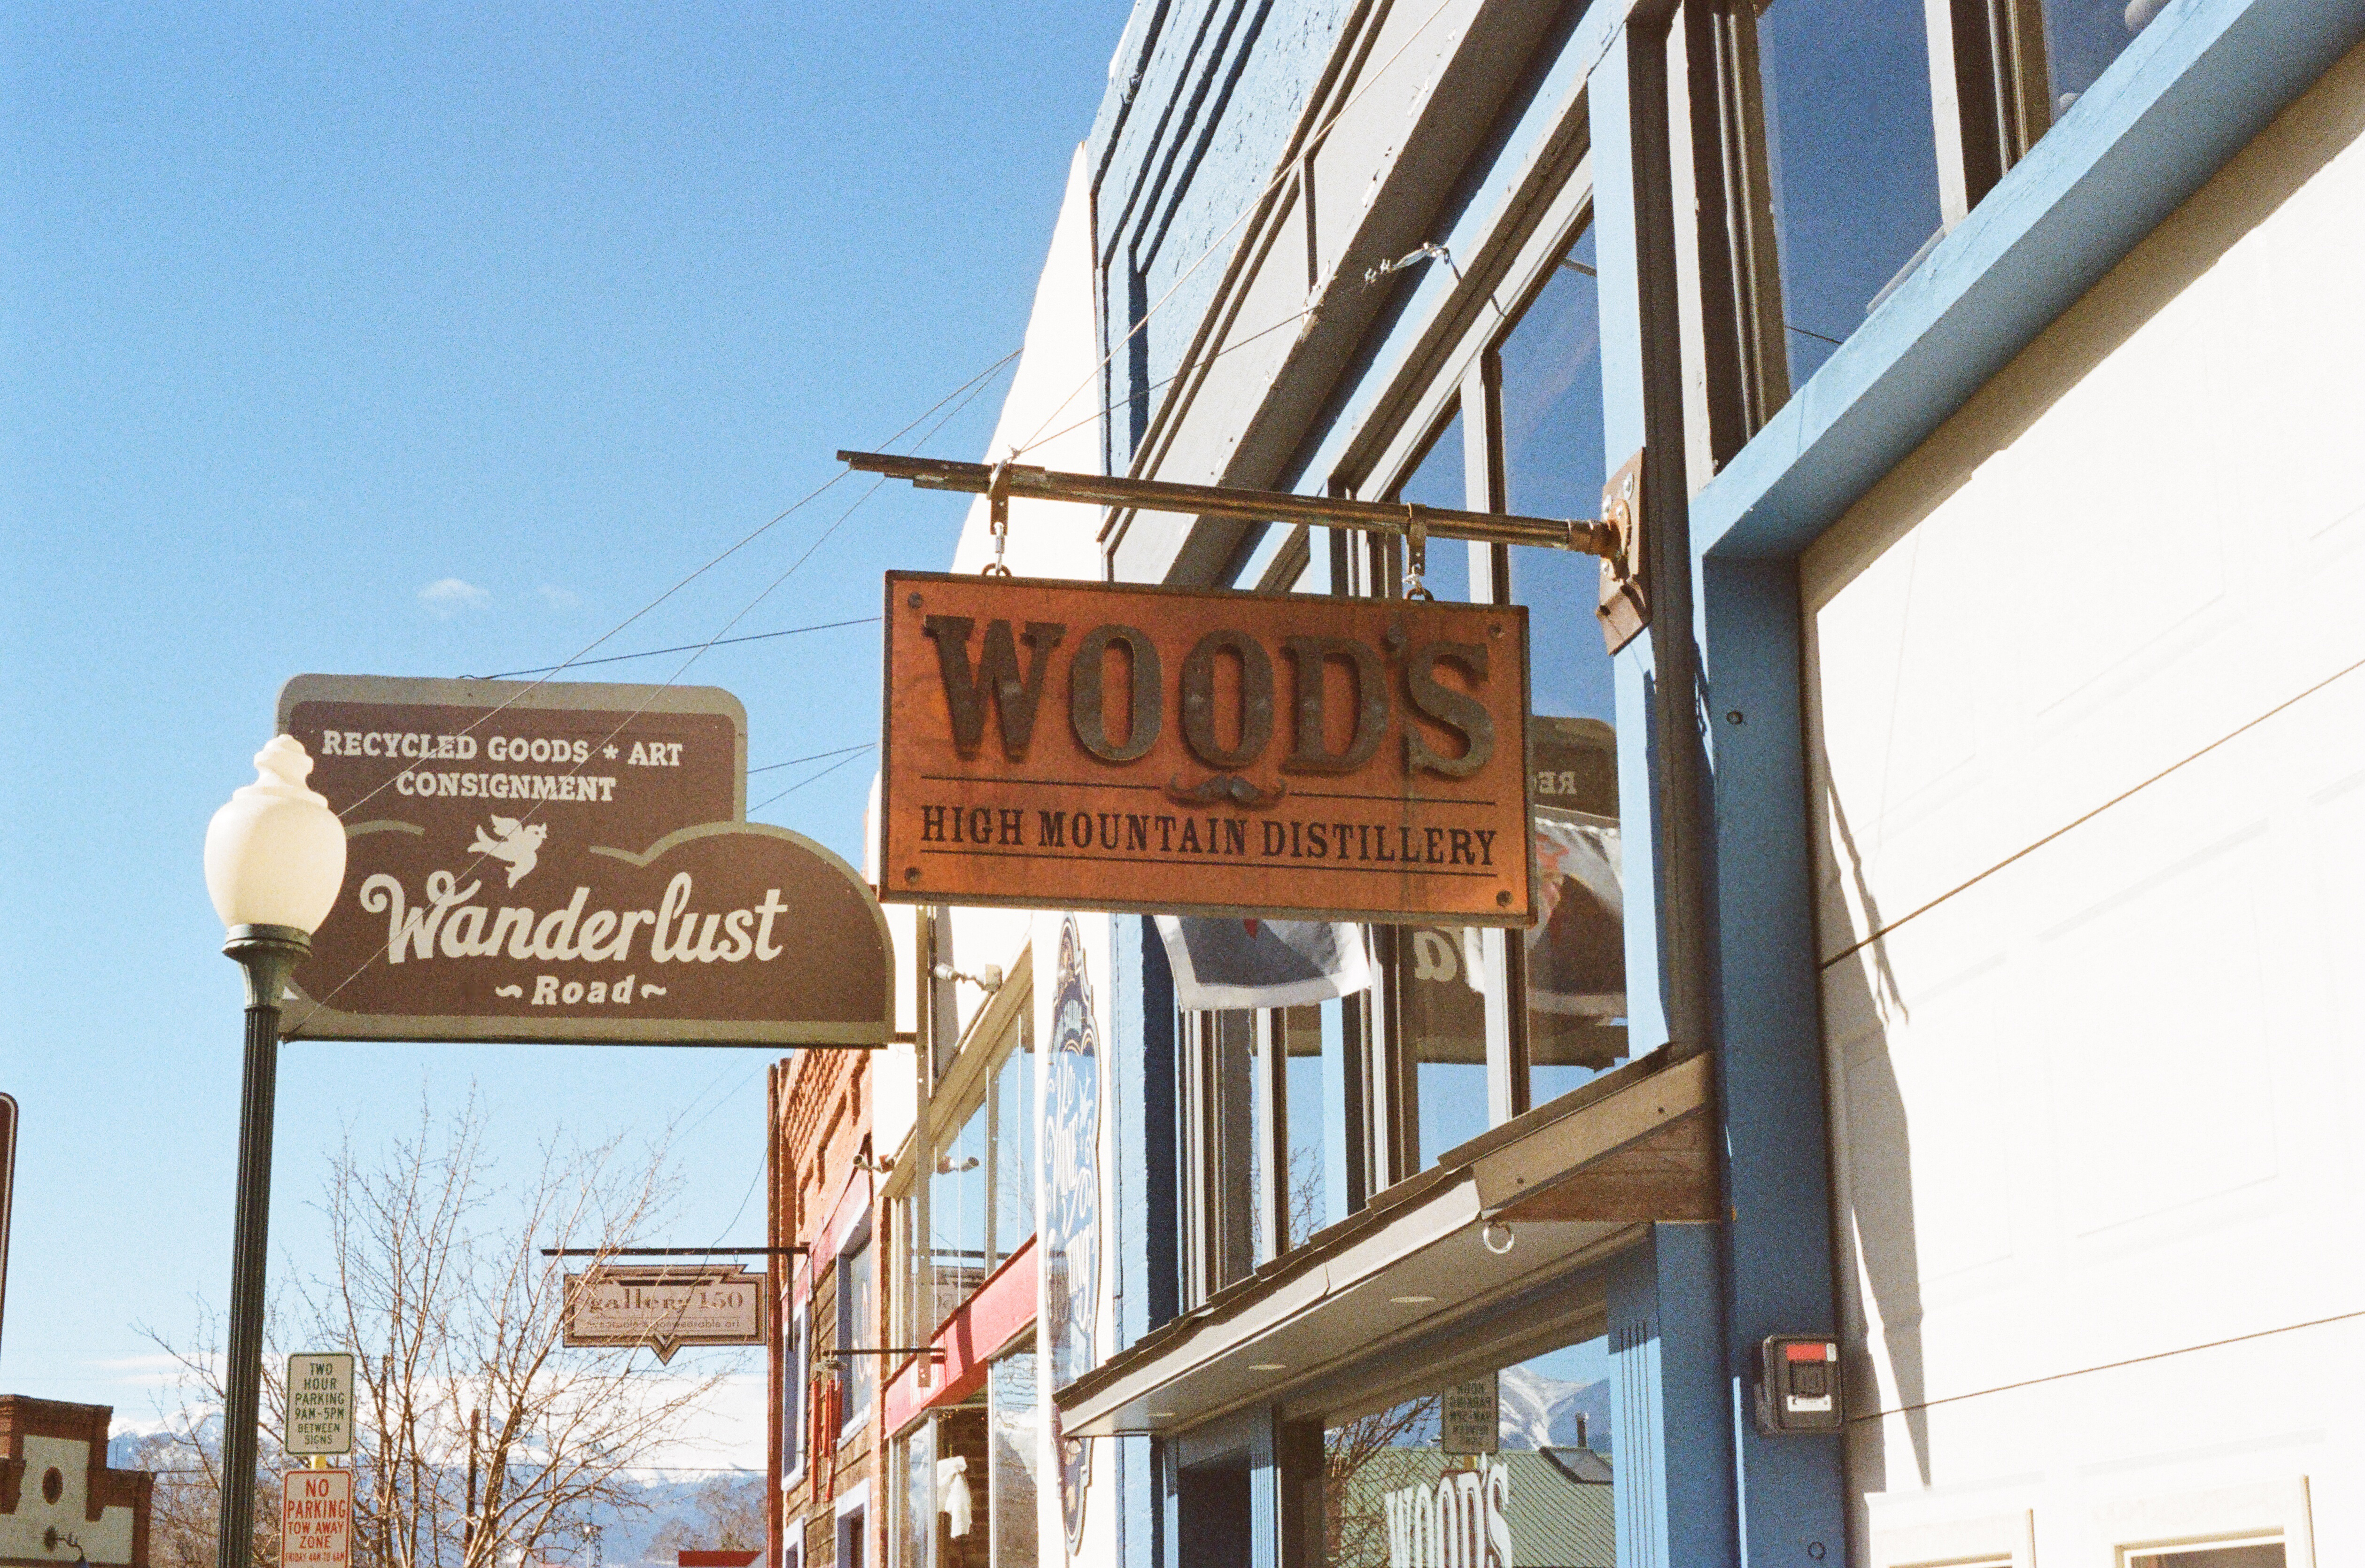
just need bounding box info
[469,816,548,887]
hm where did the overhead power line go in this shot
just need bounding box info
[473,617,879,681]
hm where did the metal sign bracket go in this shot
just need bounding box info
[1597,448,1649,654]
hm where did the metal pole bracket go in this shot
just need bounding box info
[1597,449,1649,654]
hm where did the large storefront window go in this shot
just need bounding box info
[1321,1333,1614,1568]
[888,1342,1039,1568]
[988,1344,1040,1568]
[1171,211,1644,1264]
[1496,226,1627,1108]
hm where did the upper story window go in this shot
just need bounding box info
[1706,0,2168,422]
[838,1220,876,1429]
[1376,216,1631,1178]
[924,1005,1035,1334]
[1173,208,1641,1304]
[783,1301,808,1480]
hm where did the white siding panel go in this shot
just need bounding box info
[1803,36,2365,1562]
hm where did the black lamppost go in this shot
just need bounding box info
[202,736,346,1568]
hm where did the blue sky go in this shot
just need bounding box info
[0,1,1118,1454]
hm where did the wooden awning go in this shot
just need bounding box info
[1054,1051,1715,1437]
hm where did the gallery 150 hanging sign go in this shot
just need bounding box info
[879,573,1534,925]
[275,674,891,1047]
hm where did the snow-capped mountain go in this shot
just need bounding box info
[1496,1366,1613,1452]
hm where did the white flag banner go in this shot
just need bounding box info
[1155,917,1372,1011]
[1528,811,1623,1019]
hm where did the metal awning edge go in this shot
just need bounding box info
[1054,1054,1713,1436]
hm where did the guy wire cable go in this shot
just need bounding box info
[287,346,1014,1034]
[476,617,879,682]
[749,741,874,776]
[330,344,1021,826]
[749,747,873,816]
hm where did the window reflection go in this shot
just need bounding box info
[839,1225,876,1421]
[1279,1003,1349,1243]
[1320,1333,1615,1567]
[2042,0,2163,116]
[1756,0,1943,386]
[1397,927,1491,1168]
[991,1031,1035,1267]
[929,1030,1036,1334]
[931,1100,989,1329]
[1499,224,1628,1107]
[988,1346,1040,1568]
[896,1420,934,1568]
[1390,409,1473,605]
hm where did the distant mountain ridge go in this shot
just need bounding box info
[103,1433,755,1568]
[1496,1367,1613,1453]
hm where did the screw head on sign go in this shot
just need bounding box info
[905,866,920,881]
[907,594,923,610]
[1497,891,1512,906]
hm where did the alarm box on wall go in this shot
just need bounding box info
[1754,1336,1843,1435]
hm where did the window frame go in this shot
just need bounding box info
[1171,171,1654,1283]
[915,949,1036,1332]
[783,1298,810,1486]
[1351,185,1625,1191]
[837,1216,877,1437]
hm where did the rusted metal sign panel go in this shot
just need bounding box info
[563,1265,767,1363]
[277,675,890,1046]
[880,573,1533,925]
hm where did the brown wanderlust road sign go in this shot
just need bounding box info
[880,573,1533,925]
[277,675,891,1046]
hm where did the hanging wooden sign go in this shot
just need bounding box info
[563,1265,767,1363]
[275,675,891,1046]
[879,573,1533,925]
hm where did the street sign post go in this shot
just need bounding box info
[281,1468,353,1568]
[286,1352,355,1457]
[562,1265,767,1364]
[879,573,1535,925]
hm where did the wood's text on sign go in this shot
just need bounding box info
[880,573,1533,924]
[285,1352,354,1456]
[282,1468,352,1568]
[562,1265,767,1364]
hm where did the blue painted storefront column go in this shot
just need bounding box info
[1607,1227,1736,1568]
[1696,557,1848,1566]
[1594,10,1847,1563]
[1590,21,1739,1564]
